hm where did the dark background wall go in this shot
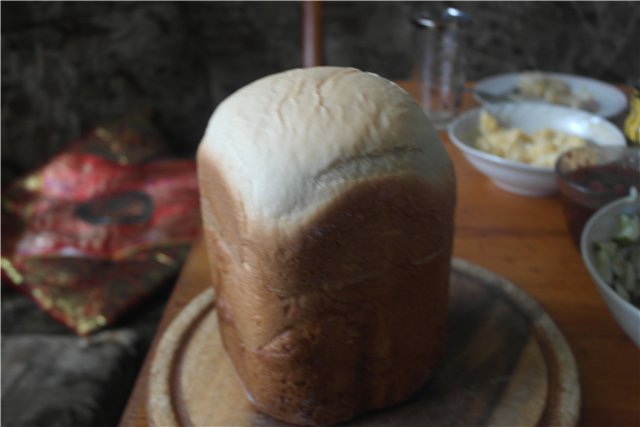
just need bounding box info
[3,1,640,182]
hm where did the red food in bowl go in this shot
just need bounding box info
[560,164,640,244]
[556,146,640,246]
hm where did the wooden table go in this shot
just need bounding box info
[119,81,639,427]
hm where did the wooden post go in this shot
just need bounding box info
[301,1,323,67]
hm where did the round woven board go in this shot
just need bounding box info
[148,258,580,427]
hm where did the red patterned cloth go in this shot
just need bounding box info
[2,114,200,334]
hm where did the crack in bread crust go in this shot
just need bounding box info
[312,146,425,188]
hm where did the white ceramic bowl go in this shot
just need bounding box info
[474,71,628,118]
[581,193,640,347]
[447,103,627,197]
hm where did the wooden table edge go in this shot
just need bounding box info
[119,236,208,427]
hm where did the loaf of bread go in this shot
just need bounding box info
[197,67,456,426]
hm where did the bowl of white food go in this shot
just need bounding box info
[473,71,628,119]
[581,191,640,347]
[447,102,626,197]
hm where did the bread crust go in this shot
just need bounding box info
[199,150,455,425]
[197,66,456,425]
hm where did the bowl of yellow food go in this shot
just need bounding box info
[447,102,626,196]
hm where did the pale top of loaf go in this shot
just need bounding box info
[198,66,450,224]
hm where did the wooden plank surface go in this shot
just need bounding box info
[119,82,640,427]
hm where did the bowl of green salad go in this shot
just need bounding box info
[581,189,640,347]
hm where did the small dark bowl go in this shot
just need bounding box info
[555,145,640,245]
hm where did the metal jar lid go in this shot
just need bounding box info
[413,7,471,29]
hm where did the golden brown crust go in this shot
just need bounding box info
[199,147,455,425]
